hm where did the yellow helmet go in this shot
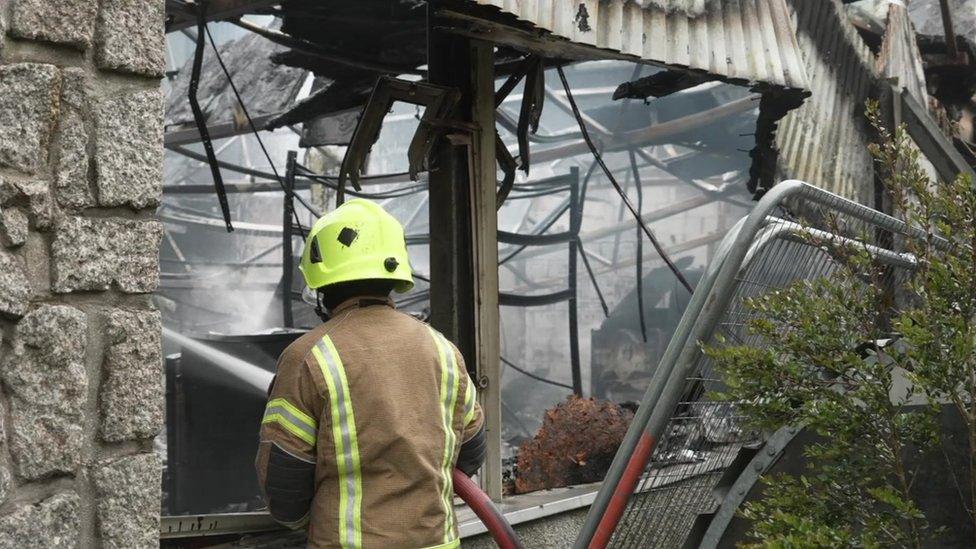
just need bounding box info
[299,199,414,293]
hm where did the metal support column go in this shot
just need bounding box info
[282,150,297,328]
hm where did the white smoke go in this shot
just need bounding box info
[162,326,274,395]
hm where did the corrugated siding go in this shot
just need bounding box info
[878,3,928,108]
[471,0,809,91]
[773,0,877,204]
[476,0,886,204]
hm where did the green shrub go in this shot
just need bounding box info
[704,101,976,548]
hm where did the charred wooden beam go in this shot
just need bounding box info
[164,111,283,146]
[749,88,809,195]
[166,0,278,32]
[336,77,462,194]
[938,0,962,61]
[900,85,976,182]
[435,9,631,63]
[612,70,713,101]
[264,78,374,130]
[234,18,424,76]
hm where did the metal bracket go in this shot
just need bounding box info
[495,130,517,209]
[696,426,803,549]
[897,84,976,183]
[337,77,462,202]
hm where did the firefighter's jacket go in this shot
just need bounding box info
[256,297,485,549]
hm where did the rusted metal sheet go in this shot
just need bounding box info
[773,0,878,204]
[468,0,809,92]
[878,2,929,107]
[513,395,634,494]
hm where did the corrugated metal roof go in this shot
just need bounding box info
[773,0,878,204]
[878,2,928,107]
[470,0,809,92]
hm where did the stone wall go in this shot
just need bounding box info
[0,1,163,546]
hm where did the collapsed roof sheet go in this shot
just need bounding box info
[878,2,929,107]
[469,0,809,92]
[774,0,878,204]
[165,29,307,130]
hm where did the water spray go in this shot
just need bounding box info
[162,327,274,395]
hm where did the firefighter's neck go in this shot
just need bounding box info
[328,295,395,316]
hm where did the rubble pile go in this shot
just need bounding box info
[514,395,633,493]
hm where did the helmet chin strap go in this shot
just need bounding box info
[314,290,329,322]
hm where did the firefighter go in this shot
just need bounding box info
[256,198,486,548]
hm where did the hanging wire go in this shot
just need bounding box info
[169,143,418,189]
[630,149,649,343]
[571,62,642,321]
[294,164,428,199]
[203,24,318,236]
[188,7,233,231]
[296,162,572,201]
[577,237,610,317]
[503,188,574,200]
[169,144,291,181]
[556,65,694,294]
[499,201,571,266]
[168,148,427,200]
[500,356,574,391]
[510,178,577,192]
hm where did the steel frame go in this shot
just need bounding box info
[497,168,583,395]
[337,76,462,198]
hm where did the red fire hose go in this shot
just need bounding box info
[452,469,524,549]
[588,432,655,549]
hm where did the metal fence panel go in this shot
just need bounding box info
[576,180,930,548]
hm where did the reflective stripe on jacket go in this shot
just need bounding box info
[256,297,484,549]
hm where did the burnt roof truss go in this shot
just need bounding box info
[337,77,461,202]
